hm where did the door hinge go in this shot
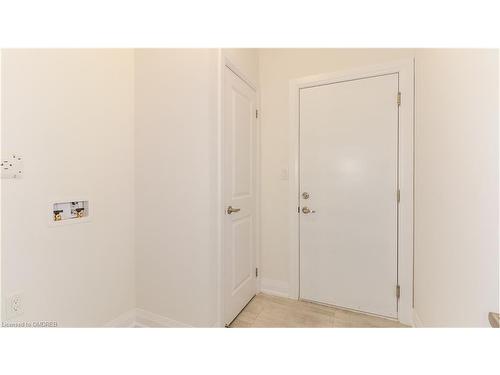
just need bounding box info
[256,109,259,118]
[397,92,401,106]
[255,267,258,277]
[397,189,400,203]
[396,285,401,299]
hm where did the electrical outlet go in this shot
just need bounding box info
[1,154,24,179]
[5,292,24,319]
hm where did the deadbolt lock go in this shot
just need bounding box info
[302,192,310,199]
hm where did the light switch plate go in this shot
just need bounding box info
[1,154,24,179]
[280,168,289,181]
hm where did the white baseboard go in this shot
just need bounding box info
[260,277,290,298]
[135,308,191,328]
[105,308,191,328]
[105,309,136,328]
[412,309,424,328]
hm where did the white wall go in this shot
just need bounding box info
[258,48,499,327]
[0,50,3,318]
[413,49,499,327]
[134,48,259,327]
[134,49,220,326]
[1,49,136,326]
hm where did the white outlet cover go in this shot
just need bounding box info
[5,292,24,320]
[1,154,24,179]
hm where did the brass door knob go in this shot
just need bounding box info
[302,206,314,214]
[227,206,241,214]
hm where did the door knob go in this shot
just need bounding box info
[227,206,241,214]
[302,206,315,214]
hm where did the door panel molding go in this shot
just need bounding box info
[288,59,414,326]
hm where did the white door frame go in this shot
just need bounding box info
[216,52,261,327]
[288,59,414,325]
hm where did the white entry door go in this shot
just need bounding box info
[223,66,257,325]
[299,73,399,318]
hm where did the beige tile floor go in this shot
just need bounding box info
[229,293,408,328]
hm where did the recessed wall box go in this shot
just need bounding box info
[51,200,89,223]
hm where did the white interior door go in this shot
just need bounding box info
[299,73,399,318]
[223,66,257,325]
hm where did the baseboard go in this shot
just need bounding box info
[104,308,191,328]
[104,309,136,328]
[412,309,424,328]
[260,277,290,298]
[135,308,191,328]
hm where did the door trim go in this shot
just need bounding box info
[216,52,261,327]
[288,59,415,326]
